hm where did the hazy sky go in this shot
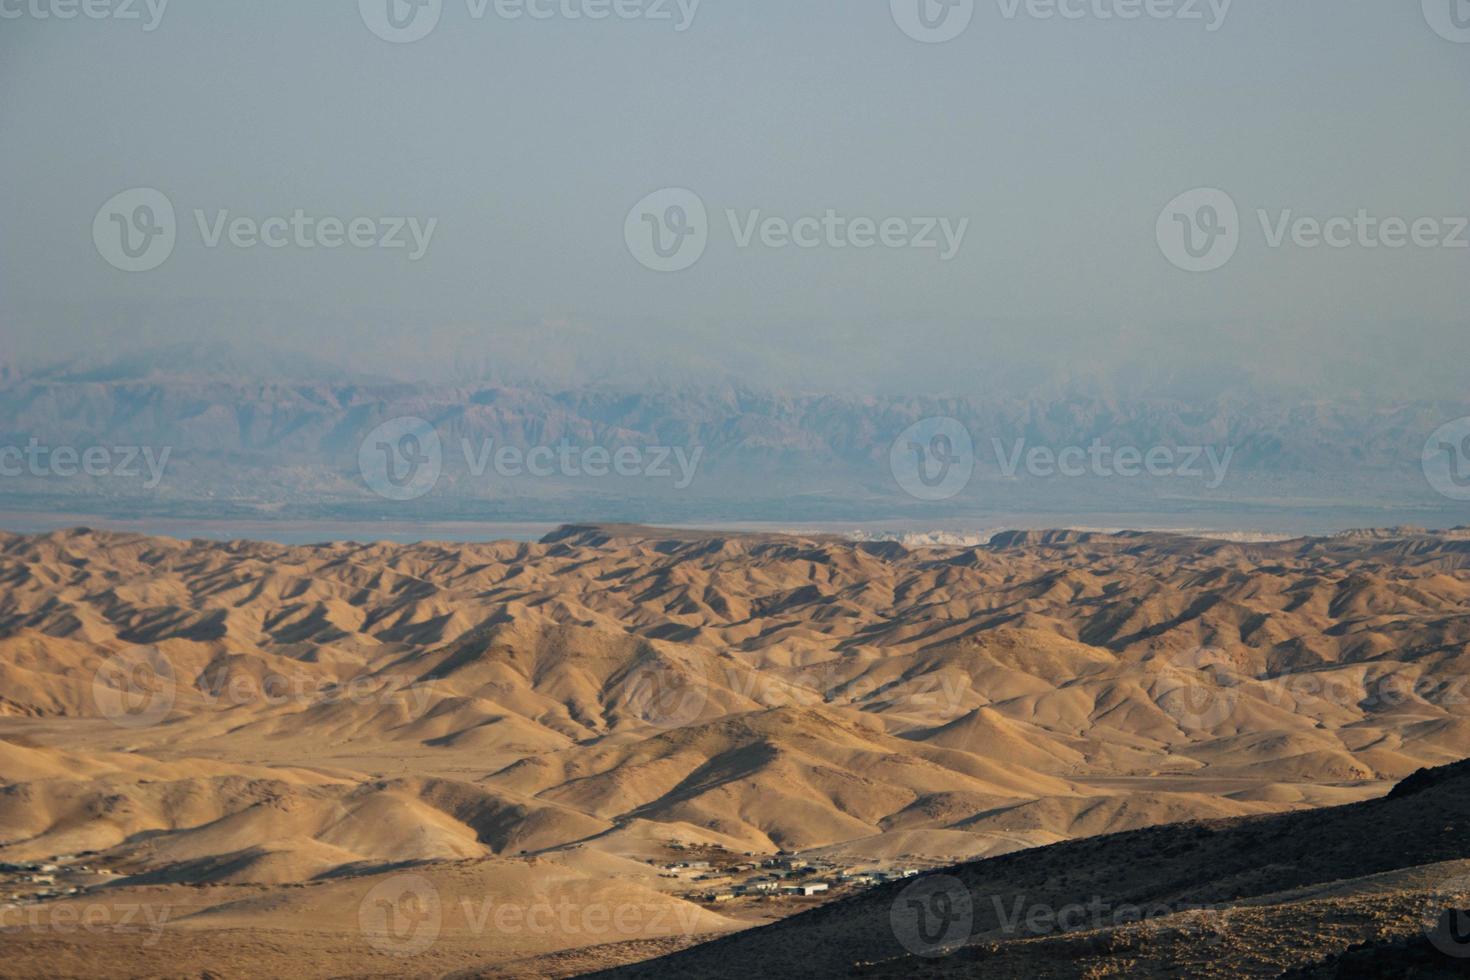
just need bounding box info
[3,1,1468,395]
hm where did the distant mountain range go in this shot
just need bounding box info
[0,342,1465,525]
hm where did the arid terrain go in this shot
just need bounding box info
[592,757,1470,979]
[2,523,1469,976]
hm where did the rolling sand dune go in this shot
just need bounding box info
[1,523,1469,975]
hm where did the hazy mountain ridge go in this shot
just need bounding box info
[0,357,1460,515]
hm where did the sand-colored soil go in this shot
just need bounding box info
[2,523,1469,976]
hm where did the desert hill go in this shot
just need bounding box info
[2,523,1470,975]
[589,758,1470,978]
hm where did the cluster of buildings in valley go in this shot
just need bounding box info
[653,846,923,905]
[0,856,118,908]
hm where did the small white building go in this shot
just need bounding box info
[782,882,830,896]
[736,880,780,895]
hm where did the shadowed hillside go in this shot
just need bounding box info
[587,759,1470,978]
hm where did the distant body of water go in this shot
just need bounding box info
[2,506,1464,546]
